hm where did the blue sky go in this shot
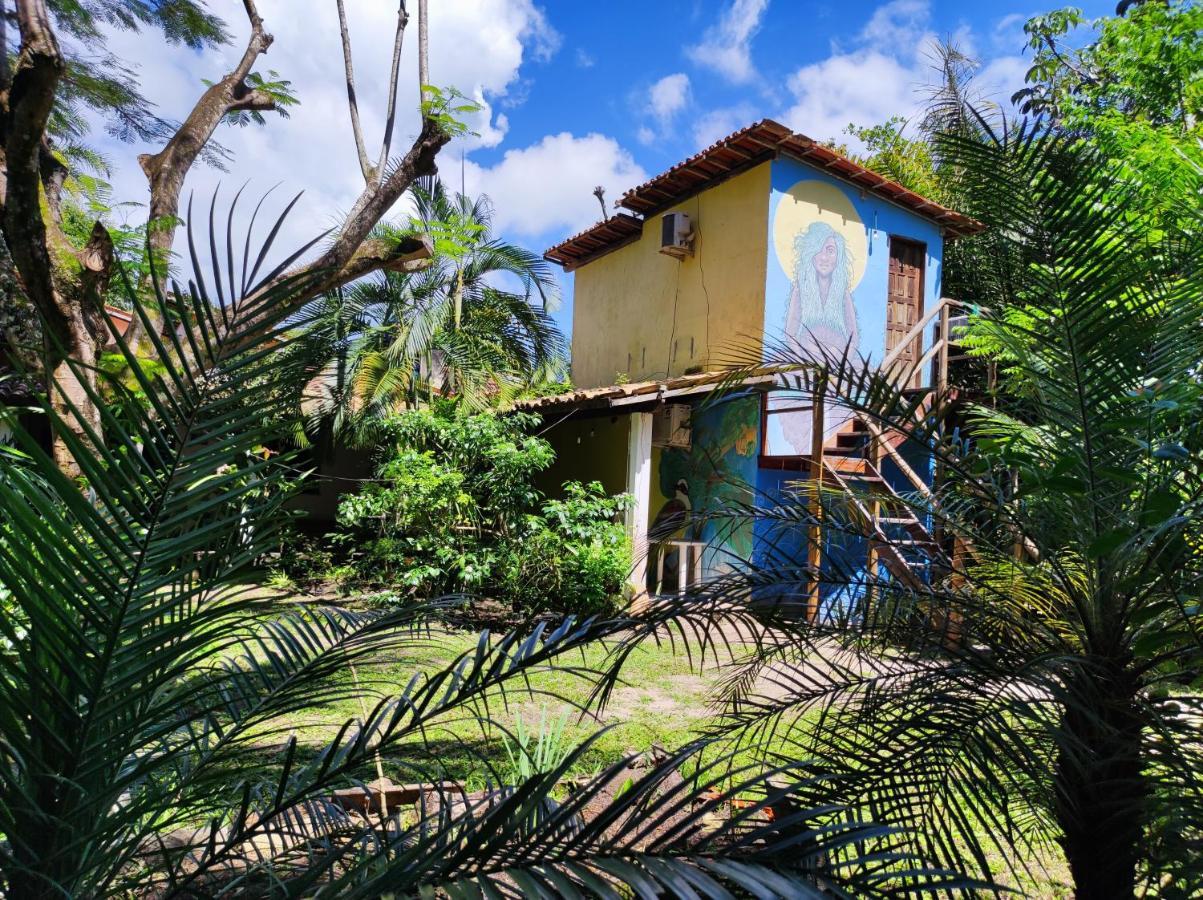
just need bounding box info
[90,0,1115,339]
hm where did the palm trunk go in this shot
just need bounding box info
[1054,660,1146,900]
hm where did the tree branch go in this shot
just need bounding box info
[3,0,66,341]
[335,0,375,184]
[376,0,409,173]
[137,0,273,246]
[127,0,274,348]
[307,115,448,289]
[418,0,429,104]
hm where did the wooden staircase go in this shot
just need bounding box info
[801,297,974,616]
[821,455,940,590]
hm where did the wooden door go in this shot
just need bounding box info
[886,237,925,389]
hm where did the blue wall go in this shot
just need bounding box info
[761,158,944,457]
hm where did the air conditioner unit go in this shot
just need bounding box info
[652,404,692,449]
[659,212,694,259]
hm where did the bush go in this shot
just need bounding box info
[499,482,632,614]
[335,406,631,613]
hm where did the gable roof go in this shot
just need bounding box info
[545,119,983,272]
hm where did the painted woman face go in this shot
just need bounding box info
[812,236,838,278]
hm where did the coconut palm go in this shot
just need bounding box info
[605,122,1203,898]
[0,199,970,897]
[300,177,565,439]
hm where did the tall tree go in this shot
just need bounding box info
[302,176,565,435]
[0,0,453,475]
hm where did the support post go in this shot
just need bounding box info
[936,299,950,397]
[625,412,654,608]
[806,375,826,622]
[934,299,951,548]
[865,426,882,608]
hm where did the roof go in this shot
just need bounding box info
[511,369,777,415]
[545,119,984,272]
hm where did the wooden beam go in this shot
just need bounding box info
[807,374,826,622]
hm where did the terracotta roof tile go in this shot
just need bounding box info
[545,119,983,271]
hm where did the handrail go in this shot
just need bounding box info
[880,296,952,374]
[858,417,934,499]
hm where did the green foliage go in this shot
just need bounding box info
[297,176,566,433]
[500,481,633,615]
[1012,1,1203,236]
[421,84,483,138]
[1016,1,1203,133]
[41,0,232,163]
[676,120,1203,896]
[336,407,630,613]
[0,200,967,896]
[59,175,172,305]
[207,69,299,127]
[843,116,948,204]
[501,708,577,786]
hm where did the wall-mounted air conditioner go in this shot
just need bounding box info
[652,404,692,449]
[659,212,694,259]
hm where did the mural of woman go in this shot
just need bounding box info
[784,220,859,359]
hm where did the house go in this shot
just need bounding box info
[519,120,983,609]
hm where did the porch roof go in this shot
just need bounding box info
[511,369,777,415]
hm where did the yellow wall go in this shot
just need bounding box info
[570,164,771,389]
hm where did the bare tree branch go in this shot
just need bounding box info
[4,0,65,336]
[376,0,410,173]
[418,0,429,104]
[335,0,375,184]
[0,0,11,94]
[127,0,275,348]
[137,0,273,252]
[283,115,448,301]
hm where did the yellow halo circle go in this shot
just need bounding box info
[773,180,867,290]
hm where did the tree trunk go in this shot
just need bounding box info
[1054,660,1146,900]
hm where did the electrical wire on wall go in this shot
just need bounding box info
[695,194,711,368]
[664,258,682,379]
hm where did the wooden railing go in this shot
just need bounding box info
[806,297,975,614]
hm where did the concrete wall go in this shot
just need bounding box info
[570,164,771,389]
[535,413,630,499]
[761,157,945,456]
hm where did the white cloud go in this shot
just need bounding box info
[636,125,657,146]
[87,0,560,257]
[575,48,596,68]
[464,132,647,240]
[647,73,691,125]
[691,103,759,150]
[777,0,1026,148]
[686,0,769,84]
[782,49,926,145]
[858,0,930,48]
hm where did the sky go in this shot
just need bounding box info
[85,0,1115,338]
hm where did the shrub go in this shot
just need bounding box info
[499,482,632,615]
[335,406,631,612]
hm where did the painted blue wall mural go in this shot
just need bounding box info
[654,393,759,578]
[761,158,944,457]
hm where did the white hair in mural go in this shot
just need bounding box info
[785,220,859,357]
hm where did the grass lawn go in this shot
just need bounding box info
[255,609,716,789]
[252,592,1071,897]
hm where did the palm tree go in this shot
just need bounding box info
[607,123,1203,898]
[301,177,566,438]
[0,201,969,897]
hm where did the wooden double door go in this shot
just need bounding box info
[886,237,925,389]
